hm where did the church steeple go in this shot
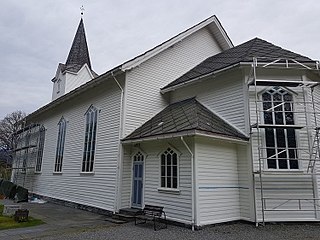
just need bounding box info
[65,18,92,70]
[51,17,97,101]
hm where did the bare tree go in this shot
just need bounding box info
[0,110,26,157]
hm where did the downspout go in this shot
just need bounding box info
[112,72,124,213]
[181,136,196,231]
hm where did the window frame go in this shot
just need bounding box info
[35,126,46,173]
[54,117,67,173]
[81,105,98,173]
[158,147,180,191]
[57,79,61,94]
[261,87,300,171]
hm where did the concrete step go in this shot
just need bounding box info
[113,213,135,222]
[105,217,127,224]
[119,208,141,216]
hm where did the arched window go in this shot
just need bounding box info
[54,117,67,172]
[160,147,178,188]
[82,106,98,172]
[262,87,298,170]
[35,126,46,172]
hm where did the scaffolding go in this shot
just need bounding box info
[248,57,320,225]
[11,123,44,190]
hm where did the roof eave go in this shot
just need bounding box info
[121,129,249,144]
[160,62,242,94]
[26,67,122,120]
[211,15,233,49]
[161,60,320,94]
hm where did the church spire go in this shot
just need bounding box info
[65,18,92,70]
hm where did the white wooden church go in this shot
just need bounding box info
[12,15,320,228]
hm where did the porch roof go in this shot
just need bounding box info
[121,98,249,143]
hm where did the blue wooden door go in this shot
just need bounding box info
[132,152,144,207]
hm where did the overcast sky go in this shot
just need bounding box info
[0,0,319,119]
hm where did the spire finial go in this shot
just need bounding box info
[80,5,85,17]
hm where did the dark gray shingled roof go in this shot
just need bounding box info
[52,18,98,79]
[122,98,248,142]
[65,18,92,72]
[161,38,315,90]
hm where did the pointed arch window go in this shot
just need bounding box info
[160,147,179,189]
[54,117,67,172]
[82,106,98,172]
[35,126,46,172]
[262,87,298,170]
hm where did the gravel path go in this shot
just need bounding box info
[38,221,320,240]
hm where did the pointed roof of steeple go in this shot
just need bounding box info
[65,18,92,70]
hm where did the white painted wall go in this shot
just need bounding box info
[52,64,94,101]
[170,69,247,133]
[124,27,223,136]
[52,70,66,101]
[121,139,193,224]
[24,77,122,212]
[196,137,246,225]
[65,64,93,94]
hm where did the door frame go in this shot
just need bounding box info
[131,150,146,208]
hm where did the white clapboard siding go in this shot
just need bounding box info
[196,137,243,225]
[254,175,316,221]
[237,144,254,221]
[124,27,223,137]
[121,139,193,224]
[171,69,247,133]
[52,71,66,101]
[120,147,133,208]
[65,65,93,94]
[310,85,320,200]
[26,79,122,211]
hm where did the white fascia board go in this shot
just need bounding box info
[210,17,234,49]
[121,130,248,145]
[160,63,241,94]
[121,16,228,71]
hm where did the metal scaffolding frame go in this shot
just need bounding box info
[11,123,44,189]
[248,57,320,225]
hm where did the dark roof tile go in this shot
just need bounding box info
[65,18,92,70]
[123,98,248,141]
[162,38,315,90]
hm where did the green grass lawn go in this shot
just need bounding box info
[0,204,44,230]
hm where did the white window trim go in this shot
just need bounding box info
[158,146,180,190]
[81,105,99,173]
[54,117,67,173]
[35,126,46,173]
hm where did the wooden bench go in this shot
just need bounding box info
[135,204,167,231]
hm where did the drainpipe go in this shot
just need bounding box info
[181,136,195,231]
[112,72,124,213]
